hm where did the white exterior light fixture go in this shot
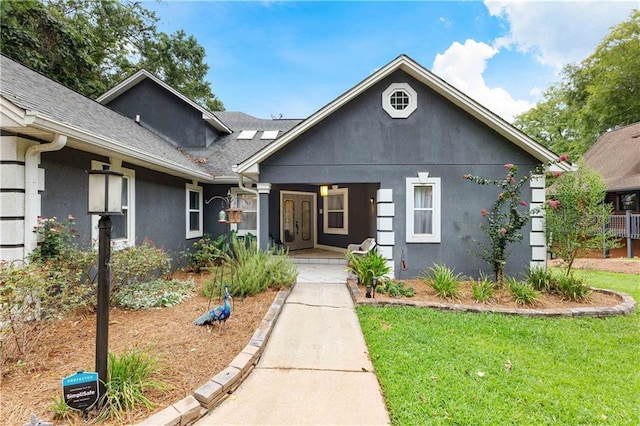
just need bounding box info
[87,170,124,215]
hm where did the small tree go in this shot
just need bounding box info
[545,159,617,275]
[463,157,567,282]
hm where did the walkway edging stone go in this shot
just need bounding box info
[136,286,292,426]
[348,280,636,317]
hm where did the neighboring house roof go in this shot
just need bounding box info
[96,69,232,134]
[583,122,640,192]
[187,111,302,177]
[236,54,571,177]
[0,55,213,182]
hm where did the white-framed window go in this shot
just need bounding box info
[406,177,441,243]
[323,187,348,235]
[186,183,203,239]
[382,83,417,118]
[230,189,257,237]
[91,160,135,248]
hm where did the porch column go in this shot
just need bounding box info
[257,183,271,251]
[529,174,546,269]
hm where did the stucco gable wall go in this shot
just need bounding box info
[260,70,540,279]
[104,79,220,148]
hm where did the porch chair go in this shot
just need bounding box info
[347,238,376,256]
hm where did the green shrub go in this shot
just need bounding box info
[472,271,495,302]
[507,277,539,305]
[114,279,195,310]
[29,215,78,263]
[187,234,226,272]
[527,266,557,292]
[97,349,167,422]
[1,259,95,362]
[221,236,297,298]
[376,279,414,297]
[49,396,74,421]
[422,264,463,299]
[110,239,171,292]
[556,273,591,301]
[346,249,391,286]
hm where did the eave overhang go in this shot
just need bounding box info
[1,97,214,182]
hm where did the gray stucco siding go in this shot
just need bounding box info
[105,79,220,148]
[133,166,194,256]
[41,147,197,258]
[259,70,541,278]
[41,148,105,249]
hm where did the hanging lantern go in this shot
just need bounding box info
[218,209,228,223]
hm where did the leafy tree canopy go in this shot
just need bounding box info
[514,9,639,158]
[0,0,224,110]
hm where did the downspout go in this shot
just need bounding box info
[236,173,261,247]
[24,134,67,259]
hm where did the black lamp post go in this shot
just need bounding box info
[87,170,123,402]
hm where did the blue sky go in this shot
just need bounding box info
[147,1,638,122]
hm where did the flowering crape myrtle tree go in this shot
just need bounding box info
[463,155,568,282]
[545,159,617,276]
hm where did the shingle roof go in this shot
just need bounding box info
[0,55,211,180]
[188,112,302,176]
[583,122,640,191]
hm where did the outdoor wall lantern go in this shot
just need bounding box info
[320,185,329,197]
[87,169,123,404]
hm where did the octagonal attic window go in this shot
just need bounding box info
[382,83,417,118]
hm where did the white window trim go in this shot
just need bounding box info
[406,177,441,243]
[186,183,203,239]
[91,160,135,249]
[323,187,349,235]
[229,188,257,237]
[382,83,418,118]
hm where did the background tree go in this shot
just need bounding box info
[0,0,99,95]
[545,159,618,275]
[139,30,224,111]
[514,9,640,157]
[0,0,224,109]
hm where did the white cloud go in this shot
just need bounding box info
[431,2,636,122]
[485,0,636,70]
[432,39,533,122]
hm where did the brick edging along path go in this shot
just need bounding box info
[136,289,291,426]
[348,280,637,317]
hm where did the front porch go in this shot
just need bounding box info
[287,248,347,265]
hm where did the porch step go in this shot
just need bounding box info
[290,257,347,265]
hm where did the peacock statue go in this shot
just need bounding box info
[193,285,232,327]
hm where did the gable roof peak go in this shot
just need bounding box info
[236,54,568,175]
[96,69,231,134]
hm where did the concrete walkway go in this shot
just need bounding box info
[194,264,390,425]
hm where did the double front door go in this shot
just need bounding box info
[281,192,314,251]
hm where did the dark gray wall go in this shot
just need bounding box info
[203,184,235,237]
[40,148,103,249]
[316,183,378,247]
[105,79,220,148]
[260,70,539,279]
[41,147,197,260]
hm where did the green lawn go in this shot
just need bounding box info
[358,270,639,425]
